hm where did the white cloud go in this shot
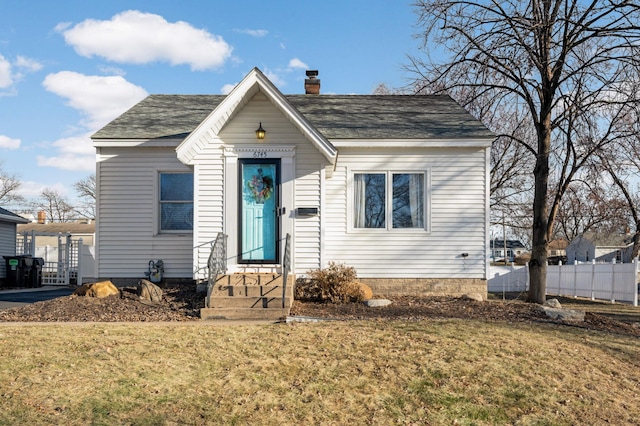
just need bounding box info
[0,135,21,150]
[36,133,95,172]
[221,83,237,95]
[263,68,286,87]
[37,153,95,172]
[0,54,13,88]
[39,72,147,172]
[59,10,233,71]
[42,71,148,130]
[15,56,43,72]
[19,180,72,199]
[235,28,268,37]
[97,65,126,76]
[288,58,308,70]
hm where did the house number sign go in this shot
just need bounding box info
[252,150,268,158]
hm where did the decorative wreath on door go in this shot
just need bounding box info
[247,168,273,203]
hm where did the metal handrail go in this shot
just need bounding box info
[282,233,292,308]
[206,232,228,308]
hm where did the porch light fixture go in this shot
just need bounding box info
[255,122,266,140]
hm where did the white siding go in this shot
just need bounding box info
[324,147,488,279]
[189,92,329,276]
[96,147,193,279]
[0,221,17,278]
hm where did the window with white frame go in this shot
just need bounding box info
[353,171,426,230]
[159,172,193,232]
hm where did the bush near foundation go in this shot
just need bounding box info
[295,261,365,303]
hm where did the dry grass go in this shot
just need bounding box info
[0,320,639,425]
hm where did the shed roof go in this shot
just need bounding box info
[92,93,495,141]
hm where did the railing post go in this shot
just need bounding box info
[282,233,292,309]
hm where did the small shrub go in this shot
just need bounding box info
[295,262,362,304]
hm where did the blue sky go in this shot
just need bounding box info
[0,1,420,211]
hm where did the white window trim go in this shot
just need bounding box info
[156,170,194,235]
[347,168,431,233]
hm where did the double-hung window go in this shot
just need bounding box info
[352,171,427,230]
[159,172,193,232]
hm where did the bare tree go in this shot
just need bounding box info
[73,174,96,219]
[410,0,640,303]
[0,162,24,206]
[33,189,75,223]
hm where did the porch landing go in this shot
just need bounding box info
[200,273,294,321]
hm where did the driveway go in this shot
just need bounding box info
[0,287,75,310]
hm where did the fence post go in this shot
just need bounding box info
[634,258,638,307]
[591,260,596,300]
[611,261,616,304]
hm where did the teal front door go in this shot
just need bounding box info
[239,159,280,263]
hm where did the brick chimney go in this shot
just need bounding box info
[37,210,46,224]
[305,70,320,94]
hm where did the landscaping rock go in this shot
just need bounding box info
[73,280,120,298]
[540,306,585,322]
[544,298,562,309]
[137,279,163,303]
[364,299,392,307]
[462,293,484,302]
[352,281,373,301]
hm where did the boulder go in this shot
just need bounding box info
[544,298,562,309]
[137,279,163,303]
[540,306,585,322]
[351,281,374,301]
[73,281,120,298]
[364,299,392,307]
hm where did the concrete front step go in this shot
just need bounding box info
[216,273,294,287]
[213,284,293,298]
[200,273,295,320]
[201,307,289,321]
[207,296,292,309]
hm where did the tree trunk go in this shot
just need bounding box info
[528,125,550,304]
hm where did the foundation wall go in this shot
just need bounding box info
[359,278,487,298]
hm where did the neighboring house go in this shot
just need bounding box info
[91,68,494,296]
[566,232,634,264]
[489,239,526,262]
[547,239,569,264]
[0,207,29,283]
[17,221,96,247]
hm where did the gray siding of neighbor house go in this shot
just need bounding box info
[0,221,17,279]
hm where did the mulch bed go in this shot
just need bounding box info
[0,283,639,337]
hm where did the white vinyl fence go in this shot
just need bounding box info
[488,260,639,306]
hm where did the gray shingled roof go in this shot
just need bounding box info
[0,207,29,223]
[92,94,494,141]
[17,222,95,234]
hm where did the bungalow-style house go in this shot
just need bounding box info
[489,239,526,262]
[91,68,494,313]
[0,207,29,284]
[566,232,634,264]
